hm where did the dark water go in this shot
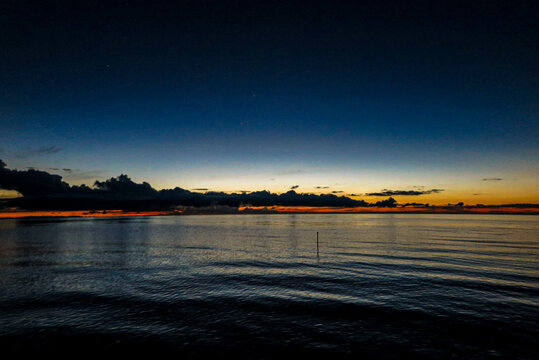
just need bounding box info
[0,214,537,358]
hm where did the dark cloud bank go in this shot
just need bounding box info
[0,160,398,210]
[366,189,444,196]
[1,161,535,211]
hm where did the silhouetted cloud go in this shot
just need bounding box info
[0,161,71,196]
[366,189,444,196]
[12,146,63,159]
[192,188,209,191]
[483,178,503,181]
[93,174,157,197]
[37,146,62,154]
[4,160,458,211]
[290,185,299,189]
[375,197,397,207]
[315,186,329,189]
[0,159,383,210]
[62,168,73,172]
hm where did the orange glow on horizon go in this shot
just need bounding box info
[238,206,539,214]
[0,210,178,219]
[0,206,537,219]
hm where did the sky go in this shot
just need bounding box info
[1,0,538,204]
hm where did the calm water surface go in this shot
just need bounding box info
[0,214,537,358]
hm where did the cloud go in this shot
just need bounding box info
[331,190,344,193]
[0,162,71,196]
[37,146,62,154]
[290,185,299,189]
[483,178,503,181]
[315,186,329,189]
[93,174,156,197]
[12,146,63,159]
[192,188,209,191]
[365,189,444,196]
[0,160,407,210]
[26,166,71,173]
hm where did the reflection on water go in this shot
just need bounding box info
[0,214,538,358]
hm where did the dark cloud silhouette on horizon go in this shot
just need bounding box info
[483,178,503,181]
[366,189,445,196]
[290,185,299,190]
[1,160,536,211]
[192,188,209,191]
[315,186,330,189]
[0,162,72,196]
[0,159,376,210]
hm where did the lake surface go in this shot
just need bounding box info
[0,214,537,358]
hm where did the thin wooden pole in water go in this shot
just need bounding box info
[316,231,319,257]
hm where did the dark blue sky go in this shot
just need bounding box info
[1,0,538,203]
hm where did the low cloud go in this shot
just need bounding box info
[290,185,299,190]
[315,186,329,189]
[37,146,62,154]
[331,190,344,194]
[0,159,379,209]
[192,188,209,191]
[366,189,445,196]
[483,178,503,181]
[12,146,62,159]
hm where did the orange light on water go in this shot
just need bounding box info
[0,210,179,219]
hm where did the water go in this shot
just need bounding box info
[0,214,537,358]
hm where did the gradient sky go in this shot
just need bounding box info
[1,0,538,204]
